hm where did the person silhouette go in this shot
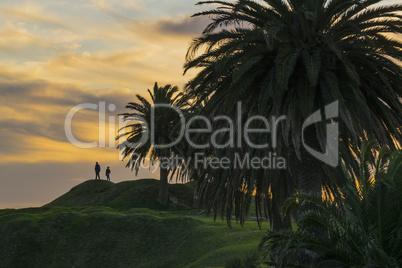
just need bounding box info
[95,162,101,180]
[106,167,111,181]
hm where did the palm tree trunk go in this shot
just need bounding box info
[299,127,323,197]
[271,171,292,232]
[296,129,324,265]
[298,155,323,196]
[158,166,169,205]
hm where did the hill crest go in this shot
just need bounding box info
[46,179,195,210]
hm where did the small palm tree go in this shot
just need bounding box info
[118,82,187,205]
[261,141,402,267]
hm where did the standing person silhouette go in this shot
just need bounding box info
[106,167,111,181]
[95,162,101,180]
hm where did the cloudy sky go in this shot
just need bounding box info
[1,0,400,209]
[0,0,210,209]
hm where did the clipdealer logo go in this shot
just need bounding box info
[64,101,339,168]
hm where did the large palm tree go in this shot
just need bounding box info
[118,83,188,205]
[184,0,402,227]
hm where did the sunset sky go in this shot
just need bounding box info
[0,0,400,209]
[0,0,209,208]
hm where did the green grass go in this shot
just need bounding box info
[46,179,196,211]
[0,179,268,268]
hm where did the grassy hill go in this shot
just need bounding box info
[0,179,268,268]
[46,179,196,210]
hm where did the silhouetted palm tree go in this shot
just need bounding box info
[184,0,402,227]
[118,83,188,205]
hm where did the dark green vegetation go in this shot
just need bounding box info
[261,142,402,267]
[0,179,266,268]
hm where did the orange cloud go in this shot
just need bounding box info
[0,129,120,164]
